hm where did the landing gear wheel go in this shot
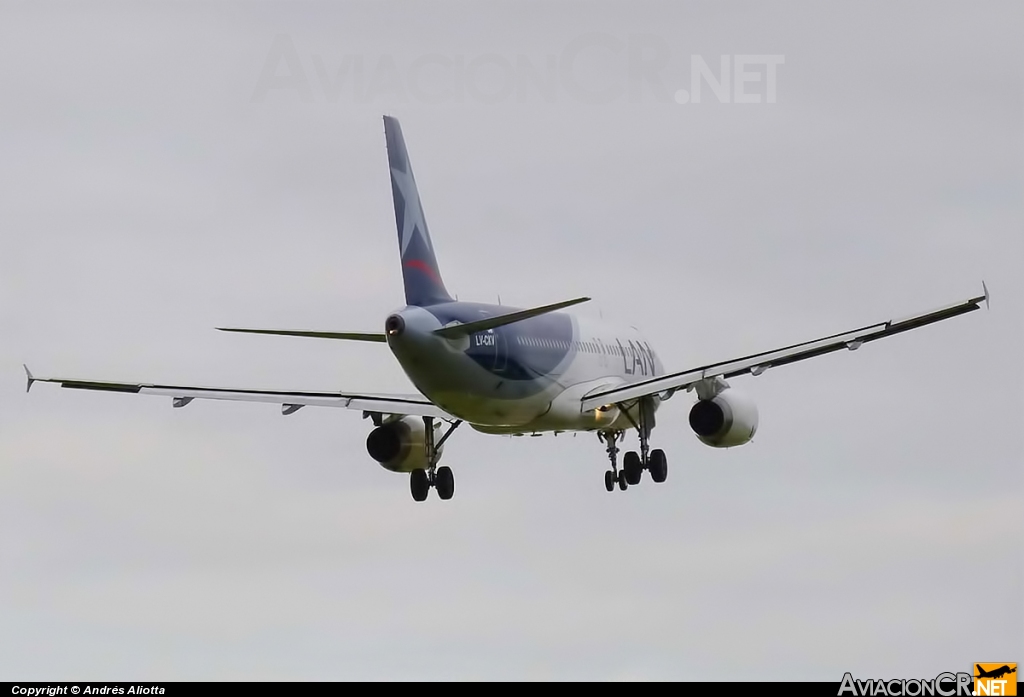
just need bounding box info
[617,472,628,491]
[436,466,455,500]
[623,451,643,485]
[649,449,668,483]
[604,470,615,492]
[410,468,430,501]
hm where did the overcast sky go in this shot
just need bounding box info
[1,0,1021,681]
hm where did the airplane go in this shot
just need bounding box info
[25,115,990,502]
[975,665,1016,680]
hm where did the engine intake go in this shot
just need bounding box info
[366,416,442,472]
[688,388,759,448]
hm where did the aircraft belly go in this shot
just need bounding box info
[431,389,553,427]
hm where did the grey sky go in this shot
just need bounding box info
[1,0,1021,680]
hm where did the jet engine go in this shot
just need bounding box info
[365,415,442,472]
[688,389,759,448]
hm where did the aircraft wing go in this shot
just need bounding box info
[24,368,453,420]
[580,285,989,411]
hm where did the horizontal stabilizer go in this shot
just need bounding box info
[217,328,386,343]
[434,297,590,339]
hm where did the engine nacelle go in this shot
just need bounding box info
[688,388,759,448]
[365,416,443,472]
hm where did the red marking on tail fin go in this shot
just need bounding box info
[404,258,442,285]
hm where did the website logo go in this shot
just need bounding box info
[974,664,1017,696]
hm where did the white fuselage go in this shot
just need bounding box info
[386,306,665,434]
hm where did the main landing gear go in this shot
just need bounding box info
[600,397,668,492]
[410,417,461,502]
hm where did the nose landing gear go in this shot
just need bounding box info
[599,430,631,491]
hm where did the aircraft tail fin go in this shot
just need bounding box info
[384,116,452,307]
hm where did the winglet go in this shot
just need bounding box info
[982,280,990,310]
[23,364,35,393]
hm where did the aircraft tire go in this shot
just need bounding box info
[617,472,628,491]
[604,470,615,492]
[623,451,642,485]
[410,468,430,501]
[436,466,455,500]
[650,449,668,483]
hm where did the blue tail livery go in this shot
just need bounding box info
[384,115,452,307]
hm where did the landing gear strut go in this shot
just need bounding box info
[603,397,668,491]
[409,417,462,502]
[599,430,628,492]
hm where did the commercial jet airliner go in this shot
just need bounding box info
[25,116,989,501]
